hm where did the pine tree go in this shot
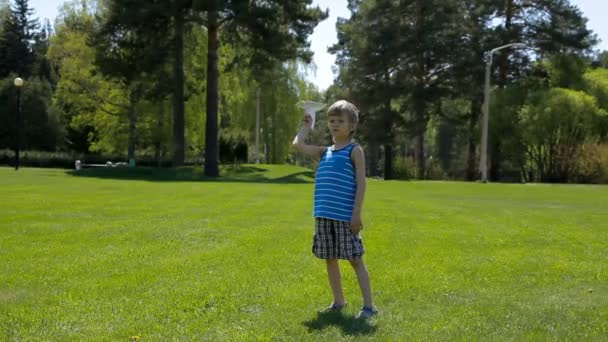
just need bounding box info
[0,0,40,77]
[332,0,461,179]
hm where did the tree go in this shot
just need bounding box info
[584,68,608,140]
[332,0,461,179]
[597,51,608,68]
[331,0,403,179]
[48,0,126,154]
[443,0,500,180]
[194,0,327,176]
[0,0,39,78]
[486,0,597,180]
[97,1,325,173]
[521,88,603,182]
[99,0,191,166]
[0,0,58,152]
[93,1,179,162]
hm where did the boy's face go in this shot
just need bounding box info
[327,112,355,140]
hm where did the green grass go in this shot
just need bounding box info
[1,165,607,341]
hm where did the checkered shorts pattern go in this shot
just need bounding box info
[312,217,365,260]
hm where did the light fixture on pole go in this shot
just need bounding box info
[14,77,24,171]
[480,43,526,183]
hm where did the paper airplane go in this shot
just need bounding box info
[296,101,327,129]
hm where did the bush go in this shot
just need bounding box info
[0,149,181,169]
[425,157,448,180]
[576,144,608,184]
[219,130,249,165]
[0,149,73,168]
[393,157,415,180]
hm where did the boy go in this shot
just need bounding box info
[292,100,377,319]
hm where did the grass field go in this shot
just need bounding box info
[1,165,607,341]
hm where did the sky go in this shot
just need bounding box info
[26,0,608,91]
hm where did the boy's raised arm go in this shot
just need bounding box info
[292,114,325,159]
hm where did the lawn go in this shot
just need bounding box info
[1,165,607,340]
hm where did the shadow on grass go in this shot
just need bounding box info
[302,312,378,336]
[65,165,315,184]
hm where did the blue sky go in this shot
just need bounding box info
[28,0,608,91]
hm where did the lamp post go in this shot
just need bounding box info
[14,77,24,170]
[480,43,526,182]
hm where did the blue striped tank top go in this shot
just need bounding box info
[314,143,357,222]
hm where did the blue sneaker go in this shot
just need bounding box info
[356,306,378,319]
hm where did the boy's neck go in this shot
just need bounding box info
[332,137,352,149]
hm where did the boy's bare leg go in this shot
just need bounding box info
[326,259,346,305]
[349,258,373,308]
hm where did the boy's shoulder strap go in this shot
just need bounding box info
[320,145,330,158]
[348,143,361,169]
[347,142,360,154]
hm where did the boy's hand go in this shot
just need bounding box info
[301,114,313,131]
[350,213,363,234]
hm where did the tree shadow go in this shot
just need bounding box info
[65,165,315,184]
[302,311,378,337]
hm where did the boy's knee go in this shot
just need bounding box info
[326,258,338,265]
[348,258,362,268]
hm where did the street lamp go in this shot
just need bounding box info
[14,77,24,170]
[480,43,526,183]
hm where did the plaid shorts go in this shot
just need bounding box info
[312,217,365,260]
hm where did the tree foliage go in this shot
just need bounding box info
[521,88,603,182]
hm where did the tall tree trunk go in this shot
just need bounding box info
[414,92,426,179]
[127,87,137,162]
[172,11,185,166]
[414,0,426,179]
[466,95,482,181]
[489,140,501,181]
[498,0,514,87]
[270,94,277,164]
[383,96,394,180]
[204,9,220,177]
[368,143,379,177]
[155,103,164,167]
[489,0,515,179]
[383,144,393,180]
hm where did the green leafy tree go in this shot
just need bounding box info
[597,51,608,68]
[99,0,192,166]
[98,0,326,173]
[93,2,175,162]
[584,68,608,140]
[521,88,604,182]
[486,0,597,180]
[192,0,327,176]
[48,0,128,154]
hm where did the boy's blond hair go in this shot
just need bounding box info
[327,100,359,136]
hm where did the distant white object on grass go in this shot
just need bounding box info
[75,160,129,169]
[296,101,327,129]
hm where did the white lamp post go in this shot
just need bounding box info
[14,77,24,170]
[480,43,526,182]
